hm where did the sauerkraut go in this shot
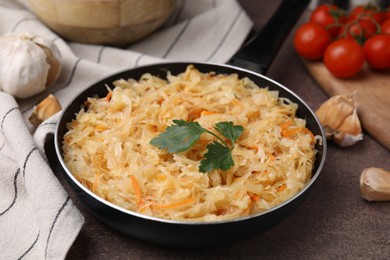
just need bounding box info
[63,65,319,222]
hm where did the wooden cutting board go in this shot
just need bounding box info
[303,61,390,150]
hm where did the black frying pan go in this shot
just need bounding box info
[54,62,326,247]
[54,0,326,247]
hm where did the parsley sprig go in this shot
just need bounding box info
[150,120,244,173]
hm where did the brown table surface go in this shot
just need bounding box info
[46,1,390,259]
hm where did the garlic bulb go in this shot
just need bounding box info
[360,167,390,201]
[0,32,62,99]
[28,94,62,127]
[315,92,363,147]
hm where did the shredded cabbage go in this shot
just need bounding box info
[63,65,319,222]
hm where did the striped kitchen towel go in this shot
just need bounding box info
[0,0,253,259]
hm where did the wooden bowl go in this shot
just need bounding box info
[27,0,177,46]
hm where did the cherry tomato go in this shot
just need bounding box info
[339,19,378,42]
[348,4,387,24]
[294,23,332,60]
[363,34,390,69]
[324,38,365,78]
[309,4,346,37]
[381,19,390,34]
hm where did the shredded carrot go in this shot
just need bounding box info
[95,125,108,132]
[131,175,143,206]
[246,110,259,121]
[268,154,275,162]
[154,198,195,210]
[282,127,304,139]
[276,184,287,192]
[156,96,164,105]
[279,121,293,129]
[187,108,204,121]
[92,172,101,193]
[197,138,209,145]
[303,128,315,145]
[188,109,221,120]
[248,193,260,202]
[201,110,219,116]
[105,92,112,101]
[280,121,296,138]
[249,146,258,152]
[280,121,314,143]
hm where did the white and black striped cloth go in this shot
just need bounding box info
[0,0,252,259]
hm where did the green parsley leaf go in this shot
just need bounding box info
[214,121,244,146]
[150,119,206,153]
[199,141,233,173]
[150,119,245,172]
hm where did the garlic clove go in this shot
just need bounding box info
[0,32,62,99]
[316,95,354,130]
[315,92,362,147]
[33,36,62,86]
[28,94,62,126]
[360,167,390,201]
[337,105,362,136]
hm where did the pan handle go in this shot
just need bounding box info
[229,0,311,74]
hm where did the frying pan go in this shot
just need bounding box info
[54,0,326,247]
